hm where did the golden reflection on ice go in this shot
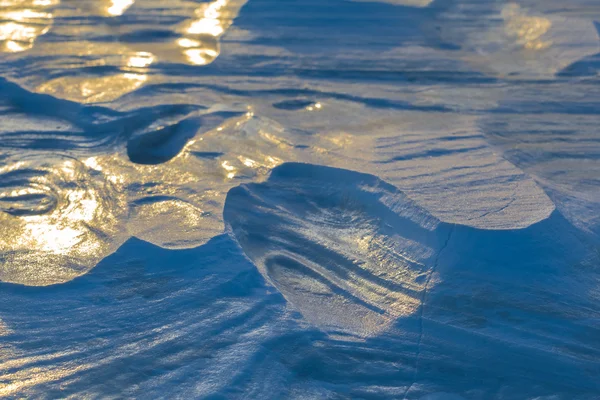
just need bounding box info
[502,3,552,50]
[177,38,201,48]
[306,102,322,111]
[0,157,127,286]
[178,0,248,66]
[221,160,237,179]
[0,1,56,53]
[90,111,297,250]
[458,2,600,77]
[106,0,135,16]
[0,110,306,284]
[186,0,228,36]
[127,51,154,68]
[36,50,154,103]
[9,0,247,101]
[21,189,100,255]
[183,47,219,66]
[85,151,225,250]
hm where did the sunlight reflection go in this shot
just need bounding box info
[0,107,312,285]
[12,0,247,101]
[127,51,154,69]
[0,1,55,53]
[187,0,228,36]
[502,3,552,50]
[37,50,154,103]
[183,48,219,66]
[178,0,248,66]
[221,160,237,179]
[0,157,127,286]
[106,0,135,16]
[456,2,600,77]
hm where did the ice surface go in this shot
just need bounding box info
[225,163,449,338]
[1,0,600,398]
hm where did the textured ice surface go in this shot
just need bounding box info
[225,163,449,338]
[433,1,600,78]
[0,154,128,285]
[1,0,600,398]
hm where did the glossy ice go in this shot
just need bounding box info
[1,0,599,398]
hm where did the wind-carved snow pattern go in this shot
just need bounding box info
[224,161,599,354]
[305,106,556,230]
[435,1,600,78]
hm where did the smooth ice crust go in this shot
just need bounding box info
[225,163,451,337]
[436,2,600,77]
[0,102,306,285]
[0,0,56,53]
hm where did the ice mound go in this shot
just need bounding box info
[225,163,452,337]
